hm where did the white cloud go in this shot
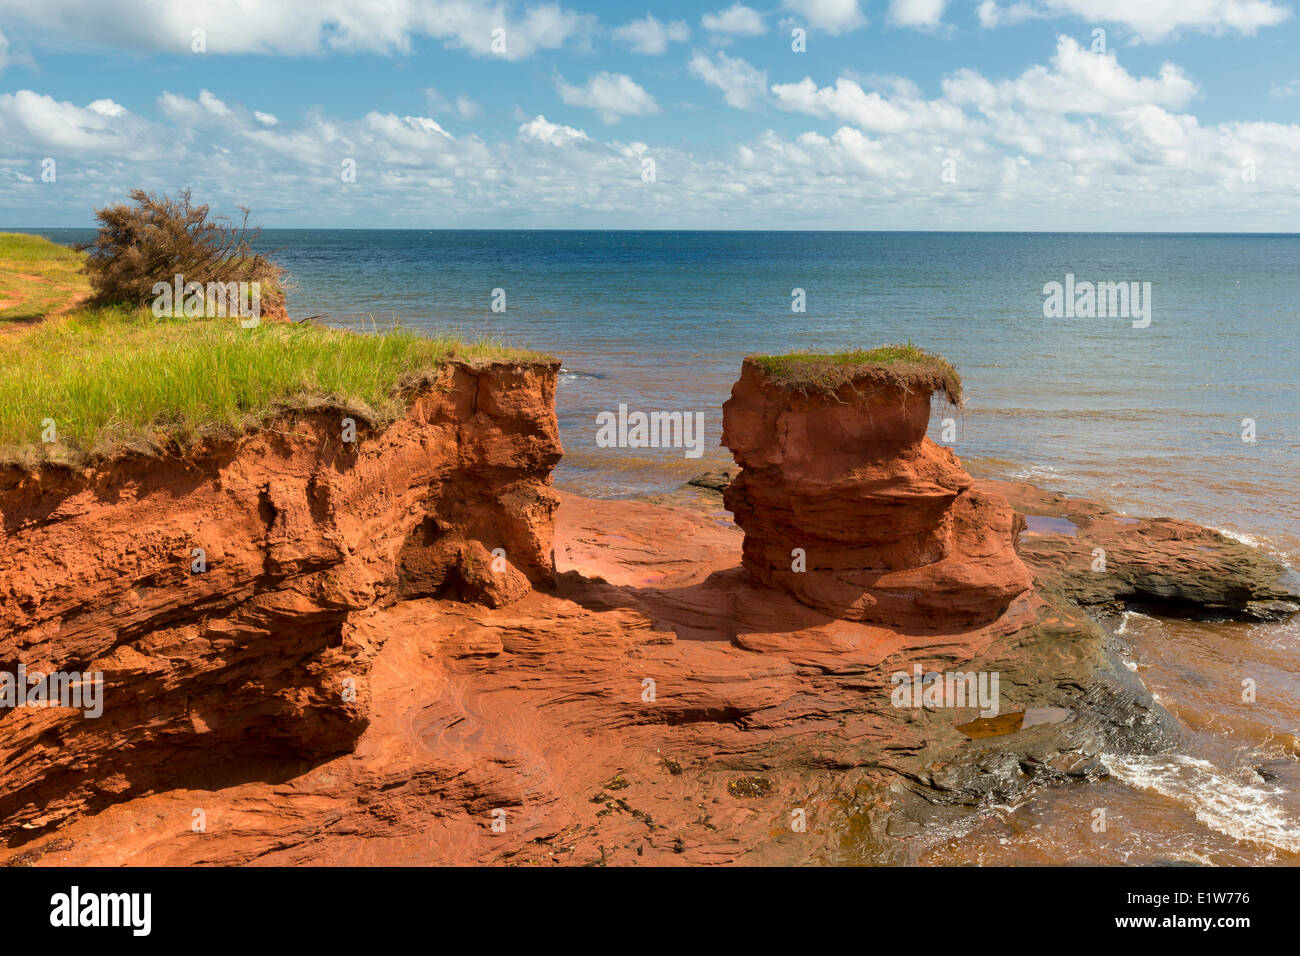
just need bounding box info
[517,113,590,145]
[943,36,1198,114]
[364,113,452,144]
[426,88,483,119]
[0,28,9,73]
[158,89,244,124]
[1271,79,1300,97]
[3,37,1300,231]
[976,0,1289,41]
[889,0,948,28]
[701,4,767,36]
[976,1,1042,27]
[780,0,868,34]
[771,77,914,132]
[556,71,660,123]
[613,14,690,54]
[87,98,127,118]
[456,95,481,119]
[254,111,279,126]
[0,0,595,61]
[689,52,769,109]
[0,90,153,156]
[198,89,231,117]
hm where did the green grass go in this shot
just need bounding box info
[0,233,91,324]
[0,238,549,464]
[752,343,963,405]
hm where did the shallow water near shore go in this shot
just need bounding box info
[915,613,1300,865]
[23,227,1300,864]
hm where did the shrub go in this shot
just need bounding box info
[79,189,285,318]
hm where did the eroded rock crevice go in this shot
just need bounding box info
[0,360,562,842]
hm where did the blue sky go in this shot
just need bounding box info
[1,0,1298,229]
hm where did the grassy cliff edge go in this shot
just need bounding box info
[0,233,549,464]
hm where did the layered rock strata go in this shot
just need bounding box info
[2,353,1295,866]
[721,358,1034,628]
[0,360,561,838]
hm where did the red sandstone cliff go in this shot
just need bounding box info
[721,358,1034,628]
[0,360,560,837]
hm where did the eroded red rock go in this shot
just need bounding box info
[0,361,561,837]
[721,358,1034,628]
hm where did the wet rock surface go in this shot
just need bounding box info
[984,480,1299,622]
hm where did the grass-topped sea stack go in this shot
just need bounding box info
[721,345,1034,629]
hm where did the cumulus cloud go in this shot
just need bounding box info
[701,4,767,36]
[0,0,594,60]
[976,1,1042,27]
[198,89,231,116]
[159,88,246,124]
[517,113,590,145]
[556,71,660,123]
[689,52,769,109]
[772,78,912,131]
[888,0,948,28]
[613,14,689,54]
[942,36,1198,114]
[975,0,1289,41]
[780,0,868,34]
[0,90,153,156]
[3,37,1300,230]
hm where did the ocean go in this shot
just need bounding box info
[24,227,1300,864]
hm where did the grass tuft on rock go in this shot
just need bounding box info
[751,343,963,405]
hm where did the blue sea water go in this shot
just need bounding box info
[23,228,1300,560]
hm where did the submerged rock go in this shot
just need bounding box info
[984,481,1299,621]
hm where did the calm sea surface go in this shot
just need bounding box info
[27,228,1300,864]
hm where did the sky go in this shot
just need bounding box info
[0,0,1298,230]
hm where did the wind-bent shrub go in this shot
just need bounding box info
[80,189,285,318]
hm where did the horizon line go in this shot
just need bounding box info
[6,226,1300,236]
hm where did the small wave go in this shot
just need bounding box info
[1212,527,1264,548]
[1208,527,1300,571]
[1005,465,1071,483]
[557,368,606,384]
[1106,753,1300,854]
[1115,609,1153,638]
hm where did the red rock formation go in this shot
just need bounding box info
[3,473,1272,867]
[3,349,1284,867]
[721,358,1033,628]
[0,489,1054,867]
[0,360,560,838]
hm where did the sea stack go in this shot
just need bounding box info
[721,349,1034,629]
